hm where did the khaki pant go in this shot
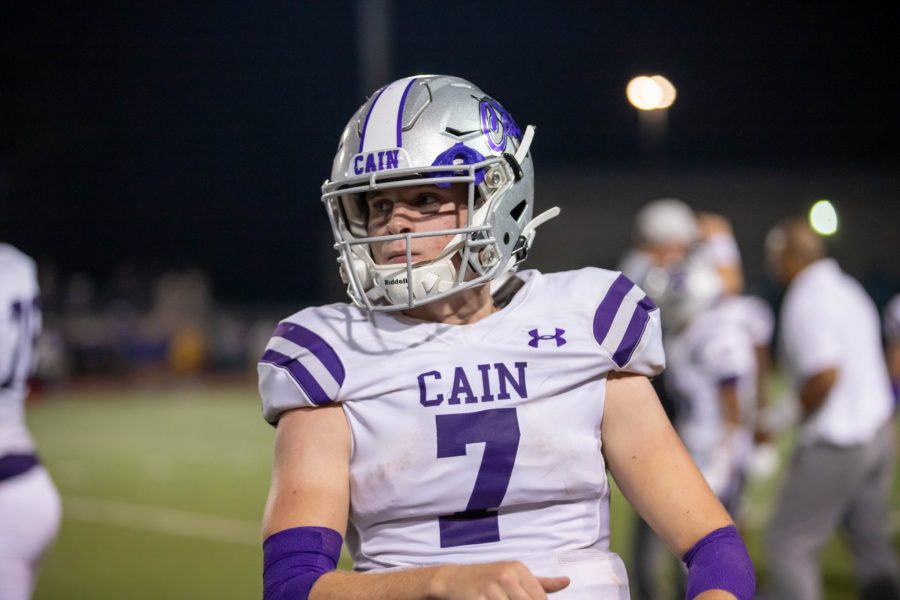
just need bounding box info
[765,422,900,600]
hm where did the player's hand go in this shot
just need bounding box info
[696,212,734,238]
[430,561,570,599]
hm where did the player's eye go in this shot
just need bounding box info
[369,198,393,215]
[415,194,442,211]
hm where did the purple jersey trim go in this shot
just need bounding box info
[592,273,635,346]
[358,85,388,153]
[395,78,417,147]
[260,349,333,406]
[611,295,655,367]
[272,322,345,386]
[0,453,39,482]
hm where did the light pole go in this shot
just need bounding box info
[626,75,677,164]
[356,0,393,99]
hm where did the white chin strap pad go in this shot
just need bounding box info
[372,259,458,306]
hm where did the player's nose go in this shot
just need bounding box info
[385,204,416,235]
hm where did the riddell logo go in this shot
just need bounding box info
[385,278,408,285]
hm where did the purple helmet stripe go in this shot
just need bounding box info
[260,349,333,405]
[358,85,388,153]
[272,322,346,385]
[592,274,635,345]
[611,295,655,367]
[395,78,417,147]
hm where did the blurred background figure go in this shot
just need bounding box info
[660,256,761,518]
[885,294,900,410]
[658,255,761,598]
[693,212,744,296]
[620,198,699,289]
[763,218,899,600]
[621,199,775,600]
[0,242,62,600]
[619,198,696,600]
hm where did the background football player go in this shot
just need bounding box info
[0,242,62,600]
[620,199,774,600]
[257,75,755,600]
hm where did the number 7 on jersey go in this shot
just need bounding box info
[435,408,520,548]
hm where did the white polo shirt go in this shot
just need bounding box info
[780,259,893,446]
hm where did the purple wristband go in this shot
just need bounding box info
[263,526,343,600]
[683,525,755,600]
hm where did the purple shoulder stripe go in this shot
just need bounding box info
[592,274,635,345]
[260,349,333,406]
[611,295,655,367]
[272,322,345,385]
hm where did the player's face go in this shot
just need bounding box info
[647,242,690,268]
[365,183,469,265]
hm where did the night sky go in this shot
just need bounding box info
[2,2,898,303]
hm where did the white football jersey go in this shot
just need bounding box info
[665,300,757,498]
[259,268,663,593]
[0,244,42,456]
[720,295,774,349]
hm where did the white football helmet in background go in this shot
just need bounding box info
[321,74,559,311]
[633,197,699,248]
[644,254,724,333]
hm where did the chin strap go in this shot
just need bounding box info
[369,258,458,307]
[510,206,561,266]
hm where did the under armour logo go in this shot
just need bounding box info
[528,328,567,348]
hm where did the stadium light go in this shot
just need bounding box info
[651,76,677,109]
[627,74,677,164]
[809,199,838,236]
[626,75,677,110]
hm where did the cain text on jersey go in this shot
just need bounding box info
[417,361,528,407]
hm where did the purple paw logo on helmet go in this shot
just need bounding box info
[479,98,522,153]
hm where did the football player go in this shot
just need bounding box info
[258,75,754,600]
[658,257,759,515]
[620,201,772,600]
[0,243,62,600]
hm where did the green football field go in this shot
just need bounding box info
[26,384,899,599]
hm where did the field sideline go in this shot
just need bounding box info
[26,384,899,599]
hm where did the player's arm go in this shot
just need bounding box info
[718,379,741,428]
[697,212,744,295]
[602,372,754,600]
[752,344,773,443]
[262,405,568,600]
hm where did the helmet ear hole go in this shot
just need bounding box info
[340,194,369,238]
[509,199,527,223]
[503,232,510,245]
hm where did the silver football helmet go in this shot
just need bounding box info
[321,74,559,311]
[643,253,724,333]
